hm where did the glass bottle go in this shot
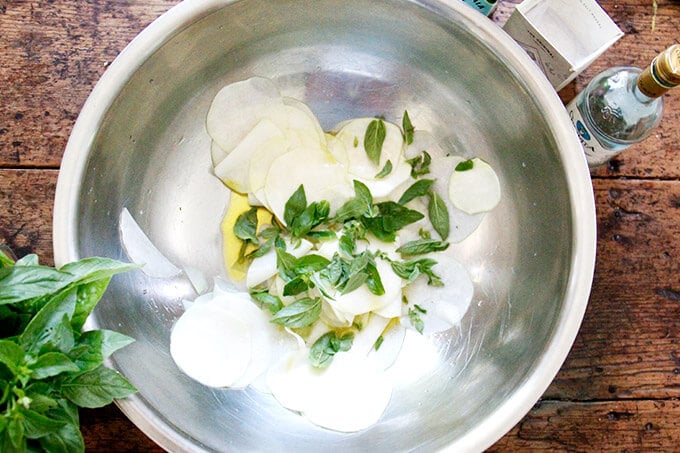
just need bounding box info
[567,45,680,168]
[460,0,498,17]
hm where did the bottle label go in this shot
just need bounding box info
[460,0,498,16]
[566,98,624,168]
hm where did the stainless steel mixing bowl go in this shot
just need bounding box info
[53,0,596,451]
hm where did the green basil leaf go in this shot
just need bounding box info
[406,151,431,178]
[396,238,449,256]
[60,365,137,409]
[402,110,414,145]
[335,180,374,222]
[250,290,283,315]
[58,258,137,287]
[24,383,58,413]
[428,191,450,240]
[455,159,474,171]
[374,201,424,233]
[0,265,70,307]
[294,254,331,274]
[340,272,367,295]
[364,261,385,296]
[275,247,298,282]
[20,407,66,439]
[283,184,307,227]
[30,352,80,380]
[408,307,425,334]
[360,216,396,243]
[38,399,84,453]
[71,277,109,332]
[233,207,259,243]
[374,160,392,179]
[282,277,309,297]
[0,247,15,268]
[364,118,386,166]
[398,179,434,205]
[7,416,25,450]
[19,289,76,354]
[390,258,442,285]
[0,339,25,375]
[305,230,336,241]
[69,330,135,372]
[0,257,134,307]
[309,331,354,368]
[270,297,321,328]
[290,201,330,238]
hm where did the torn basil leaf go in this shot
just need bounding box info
[364,118,386,166]
[309,331,354,368]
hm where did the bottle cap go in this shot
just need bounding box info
[638,45,680,98]
[654,44,680,87]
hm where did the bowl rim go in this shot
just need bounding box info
[52,0,596,451]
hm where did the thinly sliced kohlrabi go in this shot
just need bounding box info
[119,207,181,278]
[206,76,283,155]
[214,118,287,193]
[334,117,411,199]
[448,156,501,214]
[176,76,506,433]
[263,146,353,225]
[402,255,474,334]
[267,349,392,432]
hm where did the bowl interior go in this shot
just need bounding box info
[60,0,591,451]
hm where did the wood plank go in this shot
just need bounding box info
[547,179,680,400]
[0,0,180,167]
[491,399,680,451]
[0,169,57,262]
[79,405,162,453]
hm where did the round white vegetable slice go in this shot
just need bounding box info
[401,255,473,334]
[334,117,410,199]
[206,76,284,154]
[263,146,353,225]
[267,350,392,432]
[448,156,501,214]
[214,118,287,193]
[170,301,251,388]
[303,352,392,432]
[119,207,181,278]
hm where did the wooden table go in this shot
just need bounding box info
[1,1,678,451]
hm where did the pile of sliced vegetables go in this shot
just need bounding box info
[169,76,501,432]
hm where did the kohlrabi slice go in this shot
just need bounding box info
[448,156,501,214]
[206,76,284,154]
[401,254,473,334]
[263,146,353,225]
[170,301,252,388]
[334,118,411,199]
[214,118,287,193]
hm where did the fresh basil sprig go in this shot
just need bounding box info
[0,249,137,453]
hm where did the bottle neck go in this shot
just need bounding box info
[636,59,672,99]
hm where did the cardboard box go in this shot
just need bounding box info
[503,0,623,91]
